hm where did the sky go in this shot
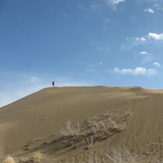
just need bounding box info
[1,0,163,106]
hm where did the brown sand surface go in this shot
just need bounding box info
[0,86,163,162]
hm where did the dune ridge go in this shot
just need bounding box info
[0,86,163,162]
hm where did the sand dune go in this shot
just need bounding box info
[0,86,163,162]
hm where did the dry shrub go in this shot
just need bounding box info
[3,156,16,163]
[32,151,43,162]
[60,121,80,137]
[104,148,138,163]
[87,154,101,163]
[80,148,139,163]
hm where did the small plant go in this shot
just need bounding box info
[85,136,94,147]
[86,148,139,163]
[3,156,16,163]
[32,151,43,162]
[87,154,101,163]
[60,121,81,137]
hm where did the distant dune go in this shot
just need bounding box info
[0,86,163,163]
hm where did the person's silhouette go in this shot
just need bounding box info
[52,81,55,87]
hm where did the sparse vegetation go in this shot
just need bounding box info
[87,148,163,163]
[1,110,162,163]
[60,111,129,148]
[56,147,163,163]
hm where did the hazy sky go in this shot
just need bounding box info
[1,0,163,106]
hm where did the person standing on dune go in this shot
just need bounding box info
[52,81,55,87]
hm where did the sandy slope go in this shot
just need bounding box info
[0,86,163,162]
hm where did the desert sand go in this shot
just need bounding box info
[0,86,163,163]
